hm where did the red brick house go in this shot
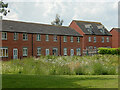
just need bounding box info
[69,20,112,51]
[110,28,120,48]
[0,20,82,61]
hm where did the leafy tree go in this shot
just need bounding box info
[0,0,10,19]
[51,14,63,26]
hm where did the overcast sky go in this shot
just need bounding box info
[4,0,118,31]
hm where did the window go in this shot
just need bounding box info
[2,32,7,40]
[46,35,49,41]
[85,24,93,34]
[23,48,28,56]
[53,35,57,41]
[70,36,73,42]
[102,37,104,43]
[94,46,96,49]
[106,37,109,42]
[88,37,91,42]
[53,48,58,56]
[14,33,18,40]
[77,37,80,43]
[97,25,105,34]
[64,48,67,56]
[37,48,41,56]
[46,49,49,55]
[76,48,81,56]
[0,48,8,57]
[23,33,28,40]
[94,37,96,42]
[37,34,41,41]
[63,36,67,42]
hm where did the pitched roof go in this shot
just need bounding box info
[73,20,112,36]
[0,20,82,36]
[111,28,120,32]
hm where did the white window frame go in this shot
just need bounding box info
[46,35,49,41]
[106,37,109,42]
[70,49,74,56]
[77,37,80,43]
[64,48,67,56]
[63,36,67,42]
[37,47,41,56]
[88,37,91,42]
[2,32,7,40]
[37,34,41,41]
[14,32,18,40]
[23,33,28,40]
[23,47,28,56]
[53,35,57,42]
[0,48,8,57]
[94,37,96,42]
[70,36,73,42]
[76,48,81,56]
[102,37,104,43]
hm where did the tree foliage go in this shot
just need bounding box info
[51,14,63,26]
[0,0,10,17]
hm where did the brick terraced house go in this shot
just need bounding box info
[0,20,83,61]
[110,28,120,48]
[69,20,112,51]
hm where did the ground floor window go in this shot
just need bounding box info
[70,49,74,56]
[46,49,49,56]
[37,47,41,56]
[53,48,58,56]
[23,48,28,56]
[0,48,8,57]
[76,48,81,56]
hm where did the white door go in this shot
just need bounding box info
[46,49,49,56]
[13,48,18,59]
[70,49,74,56]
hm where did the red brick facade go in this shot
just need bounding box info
[1,32,82,61]
[110,28,120,48]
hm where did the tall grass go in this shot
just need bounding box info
[2,55,118,75]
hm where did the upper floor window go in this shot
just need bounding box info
[37,34,41,41]
[106,37,109,42]
[88,37,91,42]
[37,47,41,56]
[2,32,7,40]
[14,33,18,40]
[23,33,28,40]
[70,36,73,42]
[53,35,57,42]
[102,37,104,43]
[23,47,28,56]
[94,37,96,42]
[77,37,80,43]
[0,48,8,57]
[46,35,49,41]
[63,36,67,42]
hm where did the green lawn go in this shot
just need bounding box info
[2,74,118,88]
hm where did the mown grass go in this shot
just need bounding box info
[2,74,118,88]
[2,54,118,75]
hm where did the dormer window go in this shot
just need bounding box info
[85,24,93,33]
[97,25,105,34]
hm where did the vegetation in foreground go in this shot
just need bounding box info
[2,74,118,88]
[2,54,118,75]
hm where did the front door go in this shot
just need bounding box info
[70,49,74,56]
[13,48,18,59]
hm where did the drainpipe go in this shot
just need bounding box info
[32,34,33,56]
[60,35,61,56]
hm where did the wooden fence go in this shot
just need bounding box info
[83,49,98,56]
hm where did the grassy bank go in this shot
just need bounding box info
[2,54,118,75]
[2,74,118,88]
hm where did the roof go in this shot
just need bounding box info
[0,20,82,37]
[111,28,120,33]
[73,20,112,36]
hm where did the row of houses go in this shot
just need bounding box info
[0,20,119,60]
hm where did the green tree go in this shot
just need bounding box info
[51,14,63,26]
[0,0,10,19]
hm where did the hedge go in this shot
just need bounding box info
[98,48,120,55]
